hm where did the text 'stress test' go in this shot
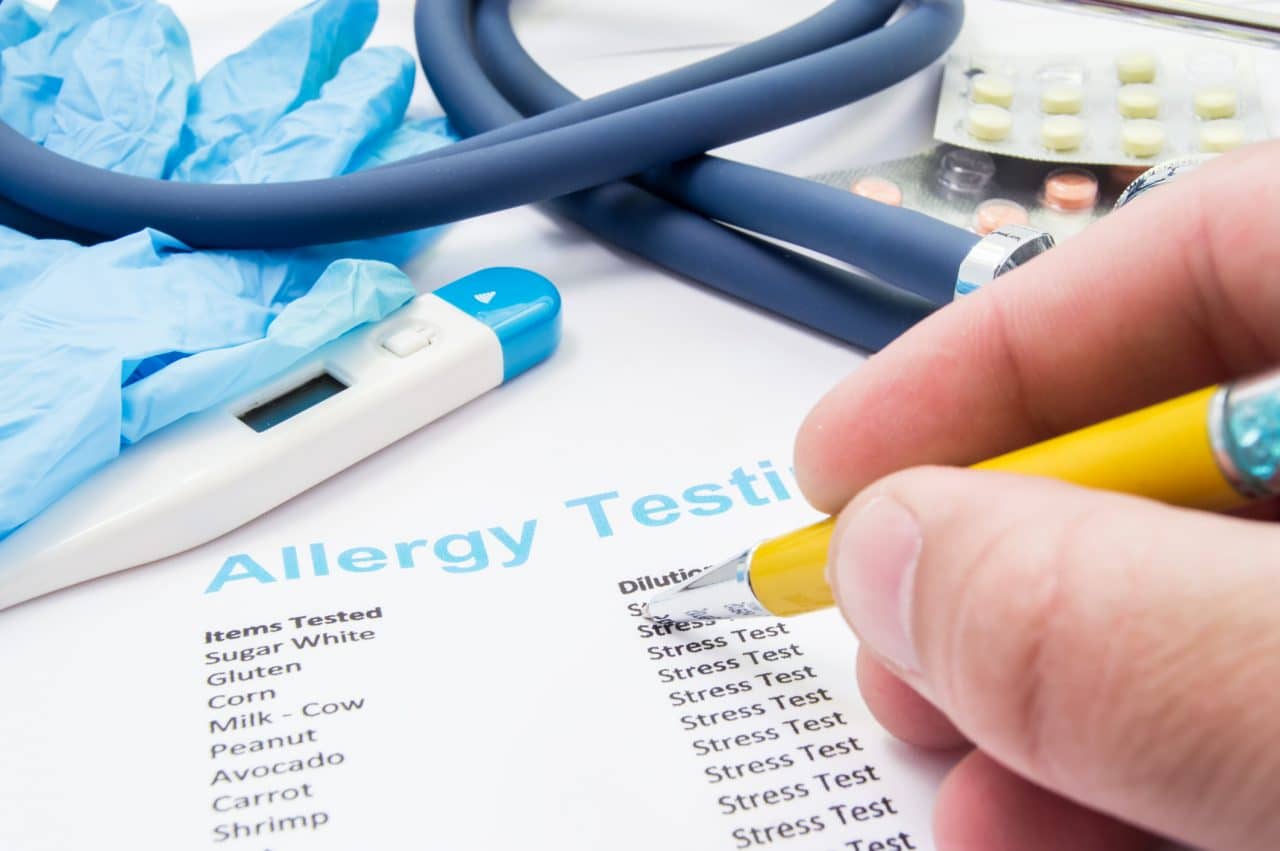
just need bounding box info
[202,594,919,851]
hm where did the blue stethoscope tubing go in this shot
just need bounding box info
[424,0,975,349]
[0,0,976,351]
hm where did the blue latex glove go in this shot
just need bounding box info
[0,0,458,538]
[0,1,44,52]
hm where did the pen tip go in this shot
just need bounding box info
[640,603,653,621]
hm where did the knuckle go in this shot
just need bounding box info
[931,490,1280,837]
[1186,154,1280,370]
[1084,554,1280,841]
[928,501,1110,783]
[919,487,1280,848]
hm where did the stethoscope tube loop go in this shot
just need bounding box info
[0,0,974,350]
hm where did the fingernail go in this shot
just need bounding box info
[831,495,923,673]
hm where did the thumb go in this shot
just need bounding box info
[828,467,1280,851]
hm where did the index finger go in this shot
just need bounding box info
[795,142,1280,513]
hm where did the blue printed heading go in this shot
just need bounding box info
[206,460,799,594]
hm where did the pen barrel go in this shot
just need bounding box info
[749,385,1243,619]
[750,517,838,616]
[745,382,1260,620]
[975,385,1244,511]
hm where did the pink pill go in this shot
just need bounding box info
[1041,168,1099,212]
[850,176,903,206]
[972,198,1029,235]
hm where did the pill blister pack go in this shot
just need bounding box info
[933,48,1267,166]
[808,145,1145,243]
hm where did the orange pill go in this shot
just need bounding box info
[850,176,903,206]
[1041,168,1098,212]
[972,198,1029,235]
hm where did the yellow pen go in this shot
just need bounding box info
[646,368,1280,622]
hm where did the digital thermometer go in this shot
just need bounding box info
[0,267,561,611]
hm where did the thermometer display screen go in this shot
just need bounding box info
[238,372,348,433]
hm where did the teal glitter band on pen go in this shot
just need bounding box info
[1214,369,1280,498]
[1226,390,1280,494]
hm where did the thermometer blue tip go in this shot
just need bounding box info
[435,267,562,381]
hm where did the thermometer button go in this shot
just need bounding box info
[381,323,438,357]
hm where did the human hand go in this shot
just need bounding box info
[794,142,1280,851]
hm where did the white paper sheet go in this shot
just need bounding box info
[2,1,1272,847]
[0,194,962,848]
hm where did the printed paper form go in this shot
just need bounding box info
[0,204,956,849]
[0,453,952,851]
[0,473,952,844]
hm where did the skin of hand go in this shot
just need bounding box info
[793,141,1280,851]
